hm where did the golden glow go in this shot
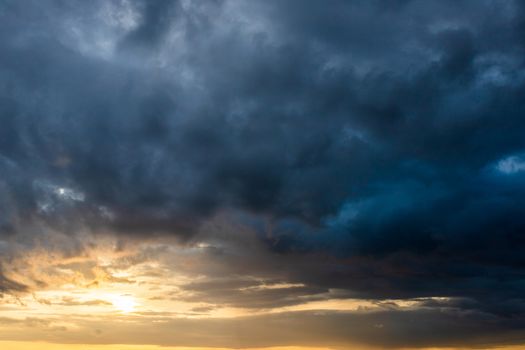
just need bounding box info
[0,344,340,350]
[108,294,137,313]
[0,237,522,350]
[1,342,524,350]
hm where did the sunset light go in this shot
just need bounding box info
[108,294,137,313]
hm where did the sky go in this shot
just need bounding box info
[1,0,525,349]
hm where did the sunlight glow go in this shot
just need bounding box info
[108,294,137,313]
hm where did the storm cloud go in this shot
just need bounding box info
[1,0,525,348]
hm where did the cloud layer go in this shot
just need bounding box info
[1,0,525,348]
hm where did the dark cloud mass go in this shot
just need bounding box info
[1,0,525,347]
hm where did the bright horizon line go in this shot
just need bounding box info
[1,342,524,350]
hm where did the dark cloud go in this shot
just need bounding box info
[1,0,525,347]
[178,277,328,309]
[119,0,180,50]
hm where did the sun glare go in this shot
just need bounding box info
[109,294,137,313]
